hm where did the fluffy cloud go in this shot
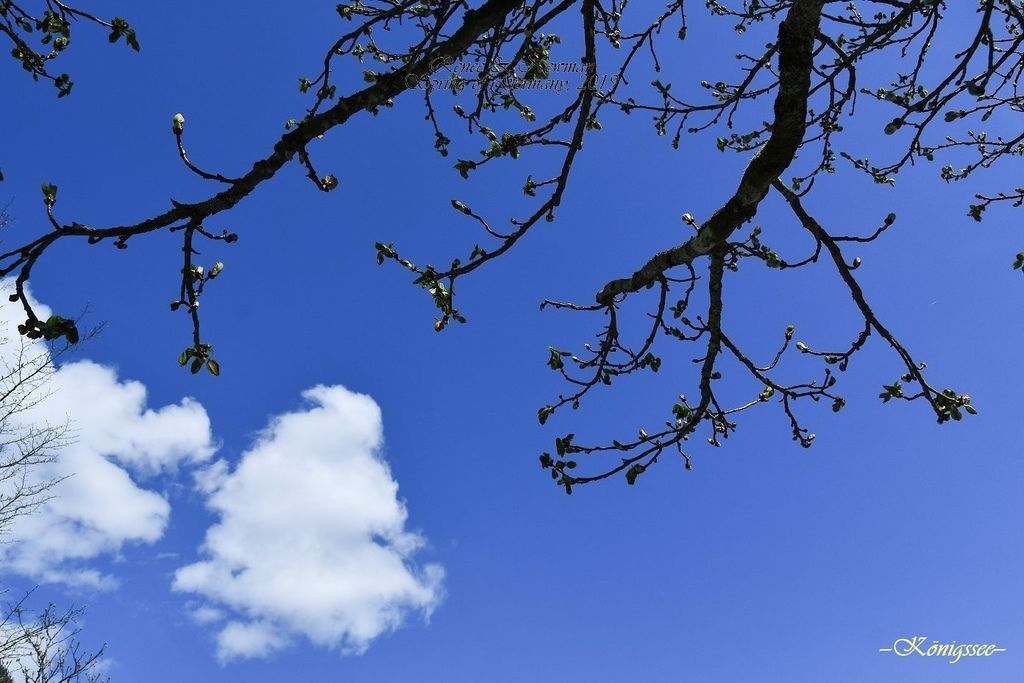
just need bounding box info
[173,385,444,662]
[0,285,216,588]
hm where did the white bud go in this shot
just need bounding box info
[172,113,186,134]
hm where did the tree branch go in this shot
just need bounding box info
[595,0,826,305]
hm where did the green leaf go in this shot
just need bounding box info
[672,403,690,419]
[41,182,57,205]
[190,358,203,374]
[454,159,476,179]
[207,359,221,376]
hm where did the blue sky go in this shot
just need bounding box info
[1,1,1022,681]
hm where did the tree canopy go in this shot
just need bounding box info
[2,0,1021,490]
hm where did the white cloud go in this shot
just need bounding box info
[189,605,225,625]
[216,621,287,660]
[173,385,444,662]
[38,361,214,474]
[192,458,230,495]
[0,284,216,588]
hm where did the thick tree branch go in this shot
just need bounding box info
[595,0,826,305]
[0,0,525,347]
[0,0,523,268]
